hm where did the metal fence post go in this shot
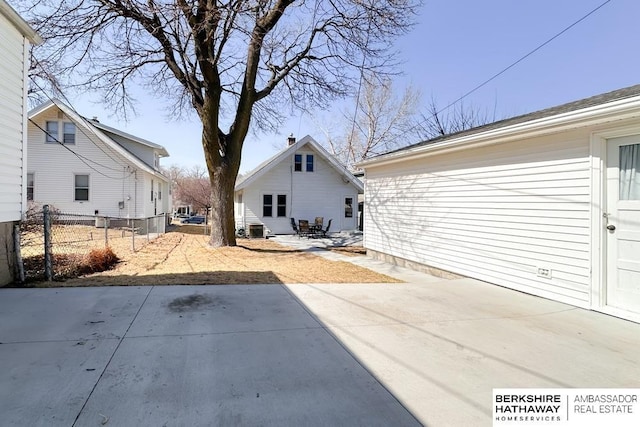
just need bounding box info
[104,216,109,247]
[43,205,53,281]
[131,219,136,252]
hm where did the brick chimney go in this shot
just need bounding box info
[287,133,296,146]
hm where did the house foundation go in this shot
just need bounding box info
[0,221,16,286]
[367,249,465,280]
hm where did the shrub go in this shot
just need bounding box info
[83,247,120,274]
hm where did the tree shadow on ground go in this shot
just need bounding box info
[236,243,303,254]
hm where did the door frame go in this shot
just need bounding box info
[341,194,357,231]
[590,125,640,323]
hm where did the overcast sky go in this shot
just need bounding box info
[66,0,640,174]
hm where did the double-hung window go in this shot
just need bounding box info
[263,194,273,217]
[74,174,89,201]
[45,121,58,143]
[294,154,314,172]
[263,194,287,217]
[294,154,302,172]
[63,123,76,144]
[27,173,34,201]
[277,195,287,217]
[45,121,76,144]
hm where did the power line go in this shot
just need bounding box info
[28,69,135,169]
[28,118,133,180]
[424,0,613,128]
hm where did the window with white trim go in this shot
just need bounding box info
[27,173,34,201]
[74,174,89,201]
[277,194,287,217]
[262,194,287,217]
[263,194,273,217]
[63,122,76,144]
[45,121,58,143]
[45,121,75,144]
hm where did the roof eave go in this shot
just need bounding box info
[0,1,42,44]
[29,99,168,180]
[235,135,364,193]
[91,121,170,157]
[358,95,640,169]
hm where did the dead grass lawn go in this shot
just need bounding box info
[44,229,400,287]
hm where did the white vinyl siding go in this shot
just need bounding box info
[0,12,27,222]
[364,130,592,306]
[27,107,169,217]
[238,147,360,234]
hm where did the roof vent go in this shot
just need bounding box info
[91,116,99,122]
[287,133,296,146]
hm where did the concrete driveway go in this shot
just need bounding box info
[1,271,639,426]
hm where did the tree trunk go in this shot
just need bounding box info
[208,163,237,247]
[200,101,242,247]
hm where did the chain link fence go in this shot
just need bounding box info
[18,205,168,283]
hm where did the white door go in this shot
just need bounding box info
[605,136,640,315]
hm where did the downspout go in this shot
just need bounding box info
[289,162,294,217]
[134,170,137,218]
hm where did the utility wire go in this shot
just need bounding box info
[28,68,135,169]
[28,118,133,180]
[423,0,613,129]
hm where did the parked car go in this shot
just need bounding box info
[180,216,205,224]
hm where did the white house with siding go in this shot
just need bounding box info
[235,135,363,235]
[27,99,171,219]
[0,0,40,285]
[359,85,640,323]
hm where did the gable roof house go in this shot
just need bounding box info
[235,135,363,236]
[0,0,40,285]
[27,99,171,219]
[358,84,640,323]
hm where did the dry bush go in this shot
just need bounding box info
[21,253,84,282]
[82,247,119,274]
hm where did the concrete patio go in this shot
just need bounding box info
[1,246,639,426]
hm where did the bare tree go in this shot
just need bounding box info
[17,0,420,246]
[162,163,184,197]
[418,97,498,140]
[319,74,421,169]
[173,165,212,214]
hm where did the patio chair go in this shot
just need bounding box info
[298,220,311,238]
[317,219,332,238]
[290,217,299,236]
[314,217,324,228]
